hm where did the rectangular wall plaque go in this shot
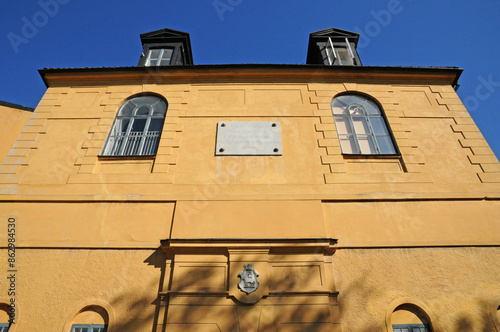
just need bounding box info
[215,121,282,156]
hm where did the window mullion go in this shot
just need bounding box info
[157,49,165,66]
[146,51,153,66]
[328,37,336,65]
[137,115,152,155]
[118,116,135,156]
[348,114,361,154]
[366,115,381,154]
[345,37,355,60]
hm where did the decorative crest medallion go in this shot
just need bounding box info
[238,264,259,294]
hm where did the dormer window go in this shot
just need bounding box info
[306,28,362,66]
[137,28,193,67]
[146,48,174,66]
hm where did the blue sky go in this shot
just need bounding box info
[1,0,499,157]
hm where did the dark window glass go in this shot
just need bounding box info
[393,324,429,332]
[71,325,107,332]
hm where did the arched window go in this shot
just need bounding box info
[0,303,11,332]
[391,304,431,332]
[102,95,167,156]
[331,94,397,155]
[71,325,106,332]
[70,306,108,332]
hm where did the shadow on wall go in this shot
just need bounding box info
[334,254,500,332]
[103,248,166,332]
[453,300,498,332]
[103,248,500,332]
[156,257,332,332]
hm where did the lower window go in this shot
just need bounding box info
[71,325,107,332]
[0,323,9,332]
[393,324,429,332]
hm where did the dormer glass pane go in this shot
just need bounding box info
[146,48,173,66]
[325,39,335,65]
[150,49,161,59]
[325,37,356,66]
[336,48,354,65]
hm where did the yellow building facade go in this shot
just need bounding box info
[1,28,500,331]
[0,102,33,168]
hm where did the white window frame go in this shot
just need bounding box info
[145,48,173,66]
[101,95,167,157]
[344,37,355,61]
[331,94,397,155]
[326,38,337,65]
[0,323,10,332]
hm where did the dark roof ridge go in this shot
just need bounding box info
[0,100,35,112]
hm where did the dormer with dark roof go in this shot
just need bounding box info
[137,28,194,67]
[306,27,362,66]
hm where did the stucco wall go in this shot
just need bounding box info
[0,202,175,248]
[0,76,499,331]
[0,248,162,332]
[333,247,500,332]
[0,82,498,199]
[0,104,32,165]
[1,247,498,331]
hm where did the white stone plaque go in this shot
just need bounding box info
[215,121,282,156]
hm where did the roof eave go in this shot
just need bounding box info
[38,64,463,88]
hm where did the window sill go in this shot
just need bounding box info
[95,156,156,174]
[341,153,402,159]
[341,154,406,173]
[97,155,156,161]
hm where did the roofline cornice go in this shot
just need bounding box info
[39,64,463,88]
